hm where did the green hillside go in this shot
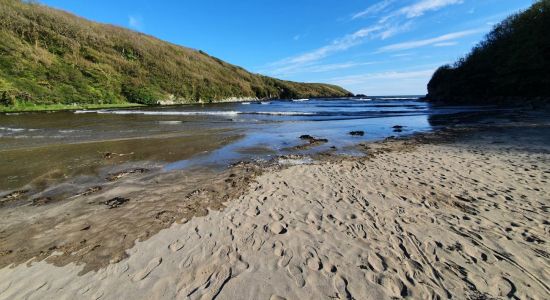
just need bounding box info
[0,0,351,108]
[426,0,550,104]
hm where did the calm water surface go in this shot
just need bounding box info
[0,97,486,192]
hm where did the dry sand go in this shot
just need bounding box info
[0,124,549,299]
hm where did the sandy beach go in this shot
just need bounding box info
[1,118,549,299]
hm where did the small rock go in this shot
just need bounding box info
[32,197,54,206]
[349,131,365,136]
[103,197,129,208]
[2,190,28,200]
[299,135,328,143]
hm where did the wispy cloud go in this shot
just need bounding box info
[398,0,464,18]
[265,25,381,72]
[263,23,408,75]
[378,29,480,52]
[329,68,438,95]
[352,0,396,20]
[262,0,465,76]
[128,15,144,30]
[433,41,458,47]
[330,69,436,85]
[269,61,378,77]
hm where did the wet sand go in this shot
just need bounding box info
[0,116,549,299]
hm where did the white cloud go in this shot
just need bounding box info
[261,0,465,77]
[329,68,438,95]
[378,0,463,23]
[262,22,409,75]
[399,0,464,18]
[331,69,436,84]
[268,25,382,67]
[352,0,396,20]
[272,61,379,76]
[433,41,458,47]
[378,29,480,52]
[128,15,144,30]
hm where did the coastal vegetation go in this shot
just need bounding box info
[427,0,550,104]
[0,0,351,111]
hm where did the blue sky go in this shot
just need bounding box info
[39,0,533,95]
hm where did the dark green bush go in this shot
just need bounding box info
[427,0,550,103]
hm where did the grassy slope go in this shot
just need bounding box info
[0,0,352,108]
[426,0,550,104]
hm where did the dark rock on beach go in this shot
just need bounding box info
[393,125,405,133]
[1,190,28,205]
[106,168,148,181]
[293,135,329,150]
[103,197,129,209]
[299,135,328,143]
[32,197,54,206]
[349,131,365,136]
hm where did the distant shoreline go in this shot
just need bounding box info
[0,95,430,113]
[0,103,144,113]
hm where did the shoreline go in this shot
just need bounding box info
[0,103,145,113]
[0,96,393,113]
[0,113,549,298]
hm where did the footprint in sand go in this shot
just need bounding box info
[178,264,232,299]
[347,223,367,239]
[246,206,260,217]
[132,257,162,282]
[306,210,322,224]
[333,275,352,300]
[270,222,287,234]
[169,239,185,252]
[229,251,249,275]
[273,241,284,256]
[287,264,306,288]
[303,245,323,271]
[278,248,293,268]
[270,209,284,221]
[367,253,386,272]
[199,265,232,299]
[490,277,516,298]
[377,274,407,297]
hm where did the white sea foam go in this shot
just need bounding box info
[0,127,26,132]
[260,102,271,105]
[251,111,316,116]
[377,97,419,100]
[158,121,183,125]
[292,99,309,102]
[74,110,316,117]
[79,110,240,116]
[241,102,251,105]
